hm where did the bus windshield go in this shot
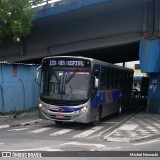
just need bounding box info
[40,69,91,101]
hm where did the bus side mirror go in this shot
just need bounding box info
[34,66,41,86]
[95,77,99,88]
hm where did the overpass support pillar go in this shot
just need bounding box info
[139,39,160,113]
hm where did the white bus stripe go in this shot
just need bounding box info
[50,129,72,136]
[73,126,103,138]
[30,127,51,133]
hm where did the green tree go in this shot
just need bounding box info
[0,0,42,42]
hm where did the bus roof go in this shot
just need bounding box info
[42,56,134,72]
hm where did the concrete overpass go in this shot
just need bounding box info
[0,0,159,64]
[0,0,160,113]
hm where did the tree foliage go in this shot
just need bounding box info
[0,0,42,42]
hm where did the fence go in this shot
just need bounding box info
[0,63,39,113]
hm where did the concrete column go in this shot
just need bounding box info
[147,73,160,113]
[139,39,160,113]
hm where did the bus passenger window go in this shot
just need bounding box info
[106,67,111,89]
[93,65,100,78]
[110,68,115,89]
[100,66,106,90]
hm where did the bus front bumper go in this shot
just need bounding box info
[38,107,90,123]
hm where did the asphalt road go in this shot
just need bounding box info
[0,108,160,159]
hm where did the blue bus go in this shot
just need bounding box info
[36,56,133,125]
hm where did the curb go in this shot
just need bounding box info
[105,133,160,143]
[0,110,40,129]
[130,134,160,143]
[0,115,14,123]
[0,119,42,129]
[16,110,39,119]
[0,110,38,123]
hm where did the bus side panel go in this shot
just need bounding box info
[90,90,123,119]
[101,89,124,118]
[91,92,106,108]
[39,109,49,120]
[89,107,99,122]
[101,103,118,118]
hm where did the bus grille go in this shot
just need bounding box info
[48,109,73,113]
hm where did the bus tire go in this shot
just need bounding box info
[55,121,63,126]
[92,108,101,126]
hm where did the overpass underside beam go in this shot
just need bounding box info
[139,39,160,113]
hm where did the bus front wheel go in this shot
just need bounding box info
[55,121,63,125]
[92,108,101,126]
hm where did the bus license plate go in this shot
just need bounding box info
[56,115,64,119]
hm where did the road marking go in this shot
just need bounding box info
[30,127,51,133]
[106,147,122,150]
[134,140,160,146]
[99,113,139,136]
[146,126,158,132]
[0,143,4,145]
[101,122,119,124]
[99,126,116,135]
[0,125,10,129]
[8,128,28,131]
[21,119,42,125]
[62,141,106,150]
[118,124,138,131]
[11,147,62,151]
[103,128,118,138]
[73,126,103,138]
[49,129,72,136]
[8,141,106,151]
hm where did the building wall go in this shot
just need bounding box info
[0,64,39,113]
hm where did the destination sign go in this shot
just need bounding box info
[42,59,91,67]
[50,60,85,66]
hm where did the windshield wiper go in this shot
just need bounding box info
[65,69,79,84]
[58,69,79,97]
[52,70,60,83]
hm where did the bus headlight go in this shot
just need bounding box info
[39,103,43,108]
[74,104,89,114]
[39,103,49,110]
[81,104,89,112]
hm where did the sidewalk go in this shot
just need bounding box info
[0,109,41,128]
[103,110,160,143]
